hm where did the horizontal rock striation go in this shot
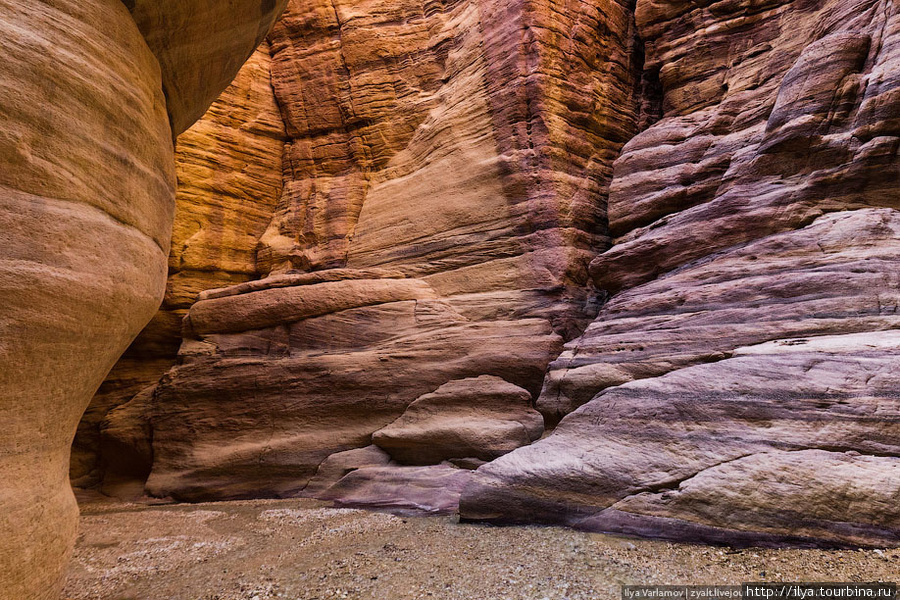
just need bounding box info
[71,46,286,494]
[463,331,900,547]
[256,0,642,336]
[460,0,900,546]
[0,2,285,598]
[140,0,646,506]
[65,0,900,546]
[146,272,561,501]
[537,209,900,420]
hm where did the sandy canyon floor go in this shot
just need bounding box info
[62,496,899,600]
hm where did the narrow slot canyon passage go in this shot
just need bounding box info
[3,0,900,598]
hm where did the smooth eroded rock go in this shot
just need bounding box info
[1,1,286,597]
[373,376,543,465]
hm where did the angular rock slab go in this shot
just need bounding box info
[460,332,900,547]
[373,376,544,465]
[538,209,900,421]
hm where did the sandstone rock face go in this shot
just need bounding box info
[256,0,642,335]
[71,45,286,491]
[0,3,172,597]
[0,2,284,598]
[537,209,900,421]
[320,465,474,514]
[63,0,900,547]
[463,331,900,547]
[127,0,290,135]
[460,0,900,546]
[141,0,644,505]
[372,376,544,465]
[145,272,561,501]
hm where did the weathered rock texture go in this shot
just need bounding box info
[372,376,544,465]
[0,1,285,598]
[71,45,286,493]
[146,272,561,501]
[137,0,645,506]
[69,0,900,549]
[460,0,900,547]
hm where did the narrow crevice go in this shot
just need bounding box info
[632,37,663,132]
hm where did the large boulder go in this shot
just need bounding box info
[372,376,544,465]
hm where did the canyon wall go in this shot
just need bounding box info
[119,0,647,505]
[460,0,900,546]
[71,46,286,495]
[0,2,286,598]
[77,0,900,549]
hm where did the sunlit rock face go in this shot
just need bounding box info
[69,0,900,549]
[0,1,285,598]
[460,0,900,547]
[139,0,645,506]
[70,46,286,495]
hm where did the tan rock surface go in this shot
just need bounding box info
[257,0,641,334]
[0,2,285,598]
[146,276,562,501]
[71,45,286,492]
[0,3,172,597]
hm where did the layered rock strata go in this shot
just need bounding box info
[463,329,900,547]
[71,46,286,492]
[460,0,900,546]
[146,272,561,501]
[66,0,900,547]
[140,0,645,506]
[0,1,285,598]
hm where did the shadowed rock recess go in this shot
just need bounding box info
[76,0,900,549]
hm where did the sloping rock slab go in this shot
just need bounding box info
[460,331,900,548]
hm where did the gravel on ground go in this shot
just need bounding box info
[63,496,900,600]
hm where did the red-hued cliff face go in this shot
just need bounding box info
[70,46,286,495]
[82,0,644,502]
[79,0,900,549]
[143,0,646,504]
